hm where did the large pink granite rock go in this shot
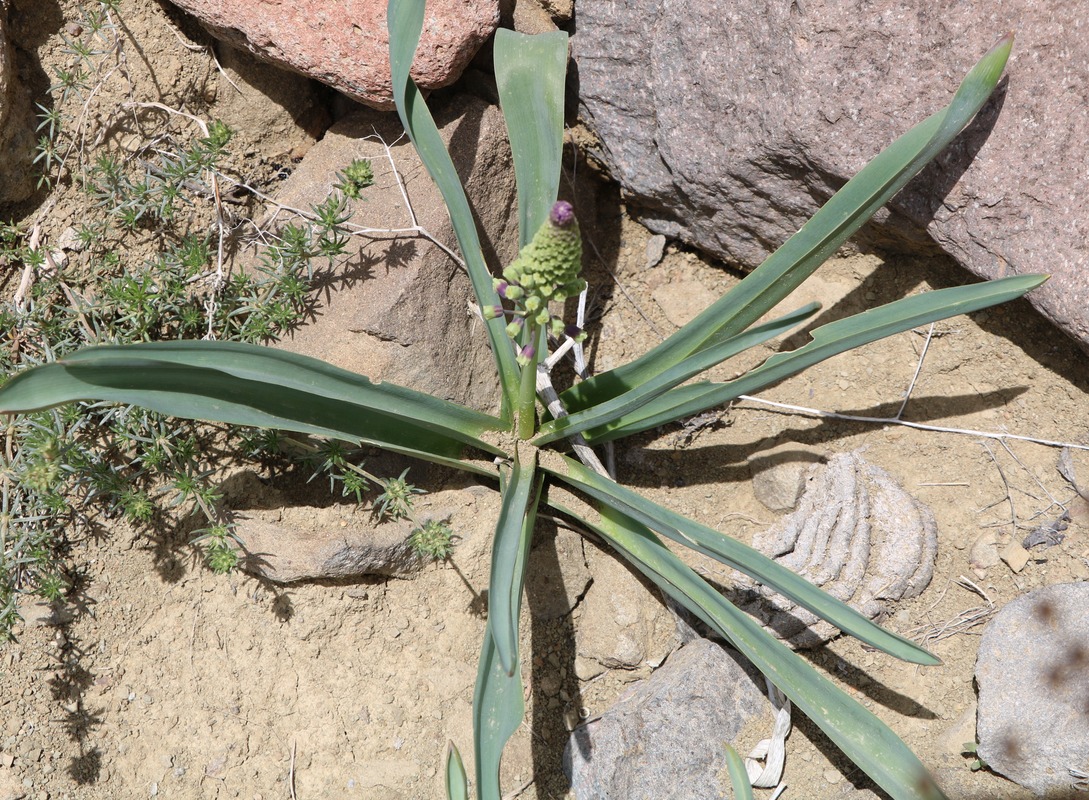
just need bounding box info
[167,0,499,109]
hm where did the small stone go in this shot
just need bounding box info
[55,228,83,253]
[749,447,811,512]
[823,769,842,784]
[999,540,1030,573]
[968,531,1000,578]
[645,234,667,268]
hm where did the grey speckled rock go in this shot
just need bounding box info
[975,582,1089,796]
[572,0,1089,350]
[563,638,769,800]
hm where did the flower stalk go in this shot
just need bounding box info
[486,200,585,438]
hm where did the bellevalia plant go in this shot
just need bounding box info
[0,2,1041,797]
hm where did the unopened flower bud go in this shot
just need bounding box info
[503,200,583,306]
[516,344,536,366]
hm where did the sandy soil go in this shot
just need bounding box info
[3,2,1089,800]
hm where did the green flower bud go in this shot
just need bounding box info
[506,201,582,300]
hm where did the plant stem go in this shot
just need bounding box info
[516,324,542,439]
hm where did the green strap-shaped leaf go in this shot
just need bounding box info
[0,355,502,476]
[532,302,819,445]
[474,470,543,800]
[562,34,1014,413]
[724,744,754,800]
[472,624,523,800]
[445,742,469,800]
[562,501,948,800]
[494,29,569,247]
[60,341,503,438]
[543,453,938,665]
[488,449,538,676]
[581,273,1046,442]
[387,1,521,413]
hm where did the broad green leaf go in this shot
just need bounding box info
[488,449,538,676]
[565,501,948,800]
[387,0,520,411]
[582,273,1047,442]
[562,34,1014,413]
[543,453,938,665]
[61,341,503,439]
[0,353,502,476]
[472,624,523,800]
[533,302,819,445]
[445,742,469,800]
[494,29,569,247]
[724,744,754,800]
[473,473,543,800]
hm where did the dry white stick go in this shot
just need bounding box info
[896,323,935,419]
[536,364,608,476]
[955,575,993,605]
[289,738,298,800]
[735,394,1089,452]
[13,225,40,310]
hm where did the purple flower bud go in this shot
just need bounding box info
[564,324,582,339]
[519,344,536,360]
[550,200,575,228]
[496,281,510,298]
